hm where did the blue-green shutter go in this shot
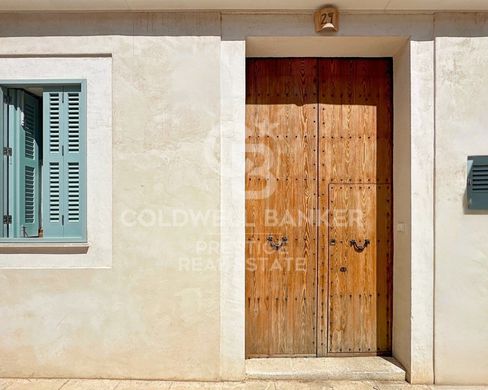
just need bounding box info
[62,86,86,239]
[42,86,86,241]
[16,91,41,237]
[4,89,41,238]
[0,87,6,238]
[42,89,63,238]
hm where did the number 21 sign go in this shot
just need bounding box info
[314,6,339,32]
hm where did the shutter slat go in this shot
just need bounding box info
[67,92,80,153]
[67,162,80,222]
[48,93,61,153]
[472,164,488,192]
[24,103,36,159]
[24,166,35,223]
[48,162,61,222]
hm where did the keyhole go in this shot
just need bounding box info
[340,267,347,273]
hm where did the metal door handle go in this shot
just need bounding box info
[349,239,370,252]
[267,235,288,251]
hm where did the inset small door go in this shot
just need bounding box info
[328,184,392,354]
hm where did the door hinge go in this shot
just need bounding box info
[3,215,12,225]
[3,147,12,157]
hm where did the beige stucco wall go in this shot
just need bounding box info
[0,10,487,385]
[434,13,488,385]
[0,13,223,380]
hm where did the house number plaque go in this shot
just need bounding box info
[314,6,339,32]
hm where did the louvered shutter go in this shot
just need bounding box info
[42,86,86,240]
[62,87,86,239]
[42,89,64,238]
[17,91,41,237]
[468,156,488,210]
[0,87,6,238]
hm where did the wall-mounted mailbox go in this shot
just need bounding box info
[467,156,488,210]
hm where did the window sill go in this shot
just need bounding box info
[0,242,89,254]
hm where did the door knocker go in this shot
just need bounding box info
[267,235,288,251]
[349,239,370,253]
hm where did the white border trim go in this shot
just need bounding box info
[0,56,112,269]
[219,31,434,384]
[219,40,246,380]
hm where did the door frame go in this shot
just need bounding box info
[219,35,435,384]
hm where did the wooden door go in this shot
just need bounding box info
[318,59,393,355]
[245,58,392,357]
[327,184,392,354]
[245,58,318,357]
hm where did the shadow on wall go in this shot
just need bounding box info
[3,12,488,40]
[0,12,221,37]
[463,189,488,215]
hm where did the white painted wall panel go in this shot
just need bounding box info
[434,13,488,385]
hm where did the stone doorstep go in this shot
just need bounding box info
[245,356,407,382]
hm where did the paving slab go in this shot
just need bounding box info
[1,379,487,390]
[0,379,393,390]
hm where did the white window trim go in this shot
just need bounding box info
[0,56,112,268]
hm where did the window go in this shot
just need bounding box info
[0,82,86,242]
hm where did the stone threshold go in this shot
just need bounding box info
[246,356,406,382]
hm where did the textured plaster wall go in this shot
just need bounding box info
[0,13,222,380]
[434,13,488,385]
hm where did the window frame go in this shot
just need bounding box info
[0,79,87,244]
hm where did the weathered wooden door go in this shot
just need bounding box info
[245,58,318,357]
[245,58,392,357]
